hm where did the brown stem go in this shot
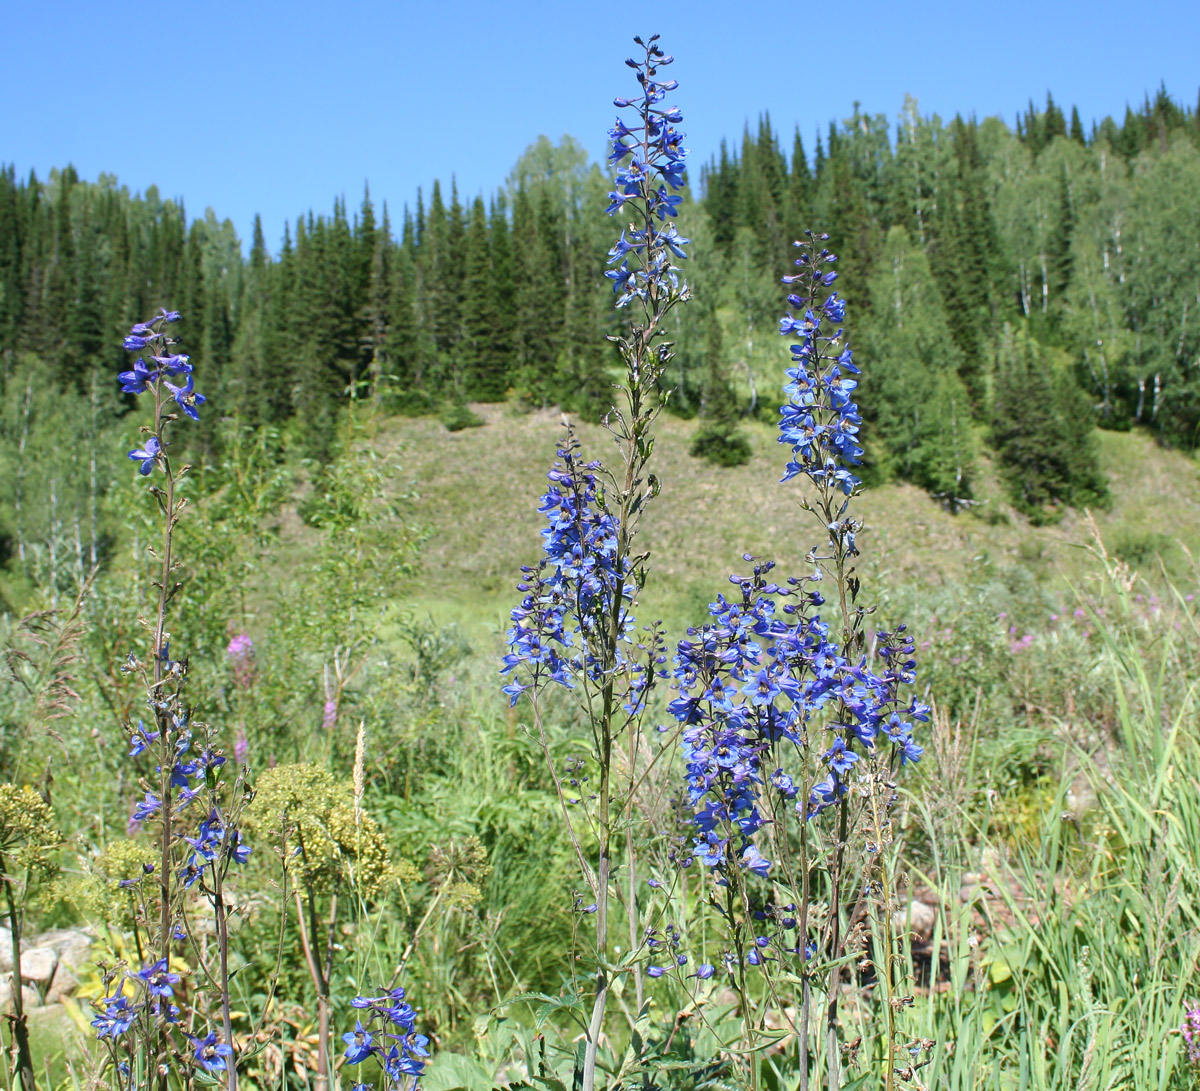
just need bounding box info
[213,866,238,1091]
[2,858,37,1091]
[293,887,329,1091]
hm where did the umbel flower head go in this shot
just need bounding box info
[0,783,60,879]
[251,763,395,900]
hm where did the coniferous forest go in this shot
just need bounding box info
[4,88,1199,548]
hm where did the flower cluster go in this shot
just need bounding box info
[605,34,689,308]
[501,433,644,708]
[341,986,430,1091]
[101,311,255,1089]
[124,706,245,837]
[777,236,862,497]
[227,632,256,689]
[670,556,928,863]
[91,958,181,1035]
[1184,1005,1200,1066]
[120,309,206,475]
[92,965,234,1072]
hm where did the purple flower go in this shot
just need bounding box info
[132,791,162,822]
[189,1032,233,1073]
[118,358,154,394]
[128,436,162,476]
[91,995,136,1038]
[343,1020,378,1064]
[165,374,207,421]
[138,958,180,998]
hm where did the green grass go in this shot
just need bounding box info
[367,407,1200,638]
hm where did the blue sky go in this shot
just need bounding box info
[2,0,1196,252]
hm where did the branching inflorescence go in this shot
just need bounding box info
[341,985,430,1091]
[502,33,688,1091]
[654,240,932,1090]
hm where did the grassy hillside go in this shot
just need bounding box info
[365,406,1200,641]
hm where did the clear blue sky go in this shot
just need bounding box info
[2,0,1196,253]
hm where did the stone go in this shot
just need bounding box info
[891,899,938,943]
[46,961,79,1005]
[0,926,24,973]
[37,928,92,970]
[0,976,40,1014]
[18,946,57,983]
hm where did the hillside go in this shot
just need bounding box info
[365,407,1200,639]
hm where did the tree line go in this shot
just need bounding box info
[1,87,1198,516]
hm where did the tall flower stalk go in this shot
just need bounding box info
[503,33,688,1091]
[657,238,930,1091]
[88,313,253,1091]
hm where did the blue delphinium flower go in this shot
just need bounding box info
[91,995,136,1038]
[342,984,429,1090]
[127,436,162,476]
[189,1031,234,1073]
[502,431,643,706]
[777,238,862,494]
[138,958,180,999]
[604,34,690,310]
[119,308,204,474]
[343,1021,378,1064]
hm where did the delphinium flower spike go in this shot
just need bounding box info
[94,312,251,1091]
[340,984,430,1091]
[774,234,931,1091]
[502,35,688,1091]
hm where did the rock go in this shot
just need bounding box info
[0,977,40,1014]
[0,926,27,973]
[18,946,57,984]
[46,961,79,1005]
[37,928,92,971]
[892,900,937,943]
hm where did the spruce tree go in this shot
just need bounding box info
[861,226,976,498]
[462,195,506,400]
[992,325,1108,522]
[691,309,751,466]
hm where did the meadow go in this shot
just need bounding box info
[2,37,1200,1091]
[0,386,1197,1090]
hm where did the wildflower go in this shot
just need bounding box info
[343,1020,378,1064]
[189,1032,233,1073]
[92,995,136,1038]
[118,358,154,394]
[1182,1005,1200,1065]
[165,374,207,421]
[502,434,638,705]
[138,958,180,998]
[604,35,689,309]
[132,791,162,822]
[127,436,162,476]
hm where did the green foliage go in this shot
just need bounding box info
[861,226,977,499]
[440,402,485,432]
[690,422,752,467]
[992,325,1110,522]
